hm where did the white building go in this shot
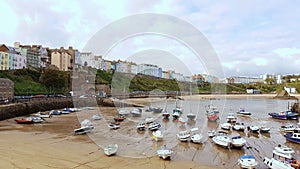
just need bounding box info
[80,52,103,69]
[137,63,162,78]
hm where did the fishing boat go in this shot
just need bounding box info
[238,154,258,169]
[190,128,203,143]
[186,113,197,121]
[212,131,232,148]
[157,145,172,160]
[208,130,217,138]
[108,122,120,130]
[220,122,232,130]
[205,105,219,122]
[104,144,118,156]
[232,122,245,131]
[284,128,300,144]
[92,114,102,120]
[74,125,94,135]
[280,124,296,133]
[248,126,260,133]
[15,117,34,124]
[49,110,62,115]
[148,122,161,131]
[231,135,246,149]
[268,110,299,120]
[176,130,191,142]
[236,108,251,116]
[136,122,146,131]
[260,126,271,133]
[172,107,182,119]
[274,144,295,159]
[152,130,164,141]
[226,112,237,123]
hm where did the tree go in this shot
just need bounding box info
[39,68,68,93]
[265,78,275,85]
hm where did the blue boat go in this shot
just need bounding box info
[268,110,299,120]
[284,128,300,144]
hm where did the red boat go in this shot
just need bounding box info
[205,105,219,122]
[114,116,126,122]
[15,117,34,124]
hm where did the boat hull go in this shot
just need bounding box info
[284,133,300,143]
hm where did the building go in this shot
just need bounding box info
[137,63,162,78]
[0,44,10,70]
[192,74,205,83]
[0,78,14,102]
[129,62,137,74]
[284,86,297,94]
[50,48,72,71]
[20,45,40,68]
[225,76,263,84]
[80,52,103,69]
[162,71,170,79]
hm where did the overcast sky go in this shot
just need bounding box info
[1,0,300,77]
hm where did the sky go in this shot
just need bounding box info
[1,0,300,78]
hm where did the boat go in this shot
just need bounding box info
[32,116,43,123]
[81,119,93,127]
[176,130,191,142]
[263,144,298,169]
[157,145,172,160]
[118,109,130,116]
[148,122,161,131]
[172,110,180,119]
[114,115,126,122]
[104,144,118,156]
[208,130,217,138]
[49,110,62,115]
[212,131,232,148]
[190,128,203,143]
[226,112,237,123]
[280,124,296,133]
[205,105,219,122]
[238,154,258,169]
[178,117,187,125]
[149,106,163,113]
[15,117,34,124]
[34,112,52,118]
[108,122,120,130]
[162,110,170,119]
[236,108,251,116]
[260,126,271,133]
[284,128,300,143]
[152,130,164,141]
[220,122,232,130]
[63,107,78,113]
[145,117,155,124]
[130,108,142,117]
[232,122,245,131]
[231,135,246,148]
[268,110,299,120]
[248,126,259,133]
[74,125,94,135]
[136,122,146,131]
[92,114,102,120]
[186,113,197,121]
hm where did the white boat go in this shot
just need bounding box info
[34,112,52,118]
[178,117,187,125]
[152,130,164,141]
[108,122,120,129]
[136,122,146,131]
[248,126,259,133]
[130,108,142,117]
[226,112,237,123]
[237,108,251,116]
[32,116,43,123]
[92,114,102,120]
[186,113,196,121]
[74,125,94,135]
[260,126,271,133]
[145,117,155,124]
[280,124,296,133]
[220,122,232,130]
[172,110,181,119]
[232,123,245,131]
[273,144,295,159]
[176,130,191,142]
[81,119,93,127]
[212,132,232,148]
[118,109,130,116]
[238,154,258,169]
[148,122,161,131]
[157,145,172,160]
[190,128,203,143]
[208,130,217,138]
[231,136,246,148]
[104,144,118,156]
[263,157,294,169]
[162,109,170,119]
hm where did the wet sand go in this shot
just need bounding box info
[1,95,300,169]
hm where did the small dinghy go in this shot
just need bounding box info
[136,122,146,131]
[220,122,232,130]
[280,124,296,133]
[104,144,118,156]
[74,125,94,135]
[238,154,258,169]
[231,136,246,149]
[226,112,237,123]
[248,126,259,133]
[157,145,172,160]
[212,131,232,148]
[152,130,164,141]
[237,108,251,116]
[108,122,120,130]
[186,113,196,121]
[190,128,203,144]
[232,123,245,131]
[92,114,102,120]
[148,122,161,131]
[260,126,271,133]
[176,130,191,142]
[145,117,155,124]
[208,130,217,138]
